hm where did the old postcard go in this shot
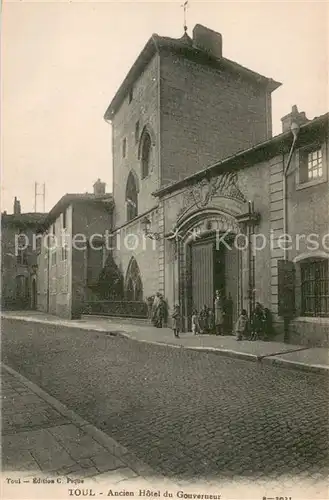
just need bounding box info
[1,1,328,499]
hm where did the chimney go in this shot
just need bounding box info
[93,179,106,196]
[13,197,21,215]
[192,24,223,59]
[281,105,309,133]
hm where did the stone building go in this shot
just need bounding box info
[1,198,45,310]
[36,180,113,319]
[99,24,328,346]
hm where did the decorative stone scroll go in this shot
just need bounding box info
[177,172,246,222]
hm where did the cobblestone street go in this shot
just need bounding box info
[2,318,329,484]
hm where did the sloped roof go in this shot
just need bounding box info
[104,32,281,120]
[153,112,329,197]
[39,193,113,231]
[1,212,46,227]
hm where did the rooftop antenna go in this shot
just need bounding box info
[34,182,46,212]
[181,0,189,33]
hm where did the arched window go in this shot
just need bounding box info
[141,132,151,179]
[125,257,143,301]
[126,278,134,301]
[125,171,138,222]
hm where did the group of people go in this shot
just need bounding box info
[150,291,272,341]
[149,292,167,328]
[235,302,273,341]
[172,290,233,338]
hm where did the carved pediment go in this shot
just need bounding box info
[177,172,246,222]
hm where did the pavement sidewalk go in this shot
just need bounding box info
[2,310,329,374]
[1,363,172,489]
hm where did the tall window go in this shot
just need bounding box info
[125,257,143,301]
[122,137,127,158]
[125,171,138,221]
[135,121,140,144]
[301,259,329,317]
[299,146,323,184]
[141,132,151,179]
[62,210,67,229]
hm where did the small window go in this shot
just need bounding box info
[62,210,67,229]
[299,146,323,184]
[16,249,28,265]
[135,121,140,144]
[51,249,57,267]
[301,259,329,317]
[61,245,68,261]
[122,138,127,158]
[128,88,133,103]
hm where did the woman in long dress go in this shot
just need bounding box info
[214,290,224,335]
[151,292,161,326]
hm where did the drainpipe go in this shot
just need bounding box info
[282,121,300,341]
[283,121,300,261]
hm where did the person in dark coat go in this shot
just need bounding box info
[214,290,224,335]
[224,293,233,334]
[251,302,265,340]
[172,304,181,338]
[199,305,209,334]
[155,295,166,328]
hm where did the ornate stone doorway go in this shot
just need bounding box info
[174,209,242,332]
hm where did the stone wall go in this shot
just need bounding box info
[160,52,272,185]
[111,54,160,229]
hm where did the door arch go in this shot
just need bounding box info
[175,209,241,331]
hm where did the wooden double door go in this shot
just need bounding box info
[190,236,225,313]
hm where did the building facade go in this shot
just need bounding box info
[1,198,45,310]
[36,181,113,319]
[101,24,328,346]
[104,24,280,303]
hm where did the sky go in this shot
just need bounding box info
[2,0,328,214]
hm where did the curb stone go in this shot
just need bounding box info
[2,314,328,375]
[261,356,329,375]
[1,363,164,480]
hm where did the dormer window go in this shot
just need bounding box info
[297,143,326,188]
[299,146,323,183]
[306,148,323,181]
[128,88,133,103]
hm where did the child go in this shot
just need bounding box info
[191,309,199,335]
[199,305,209,334]
[172,304,181,338]
[235,309,248,341]
[208,308,215,334]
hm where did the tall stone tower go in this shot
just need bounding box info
[104,24,281,229]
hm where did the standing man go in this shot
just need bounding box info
[224,293,234,334]
[214,290,225,336]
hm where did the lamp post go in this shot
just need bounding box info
[141,216,161,240]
